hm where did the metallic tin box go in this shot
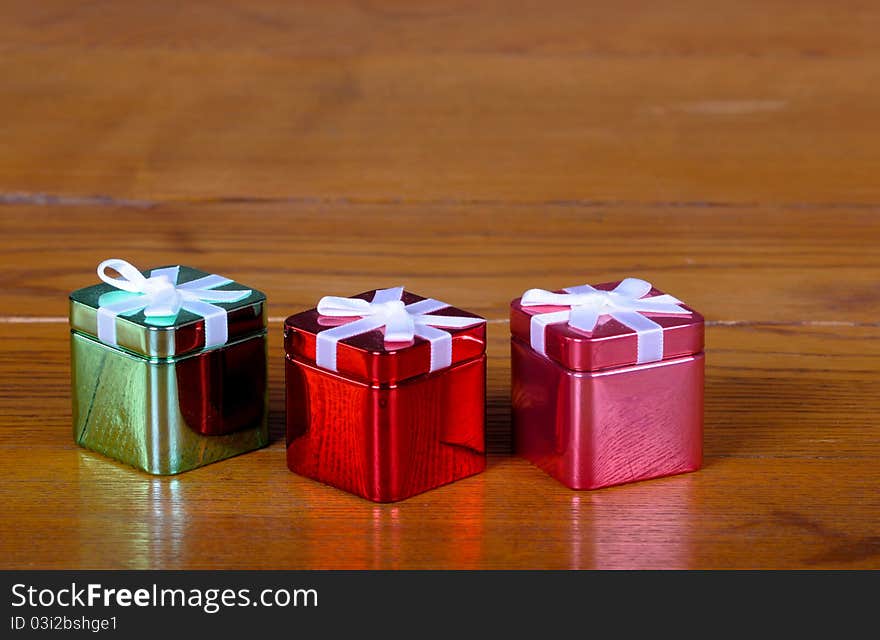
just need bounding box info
[284,287,487,502]
[510,278,704,490]
[69,261,269,475]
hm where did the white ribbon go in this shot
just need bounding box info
[315,287,484,373]
[95,259,252,349]
[521,278,691,364]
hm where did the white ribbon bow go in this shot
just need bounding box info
[521,278,691,364]
[95,258,252,349]
[315,287,484,373]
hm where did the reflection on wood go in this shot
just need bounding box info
[1,1,878,569]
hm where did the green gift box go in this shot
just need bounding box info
[69,259,269,475]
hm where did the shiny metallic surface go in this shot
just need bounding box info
[72,332,268,475]
[284,288,487,502]
[510,281,703,372]
[69,264,268,475]
[69,265,266,359]
[512,338,703,490]
[285,353,486,502]
[284,289,485,385]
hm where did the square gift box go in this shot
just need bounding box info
[284,286,487,502]
[510,278,704,490]
[69,259,269,475]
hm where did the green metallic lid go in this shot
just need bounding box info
[69,263,266,360]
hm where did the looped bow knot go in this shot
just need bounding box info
[520,277,691,364]
[95,258,252,348]
[315,286,484,372]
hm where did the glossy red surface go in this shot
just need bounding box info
[172,303,267,357]
[512,338,703,490]
[285,353,486,503]
[176,334,267,436]
[510,281,703,372]
[284,289,486,385]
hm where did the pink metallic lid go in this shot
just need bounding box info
[510,279,703,372]
[285,288,486,385]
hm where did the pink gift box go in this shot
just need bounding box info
[510,278,704,490]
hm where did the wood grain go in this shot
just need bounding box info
[2,2,880,204]
[4,1,879,57]
[0,1,878,569]
[1,203,878,320]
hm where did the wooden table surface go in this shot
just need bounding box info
[1,1,878,569]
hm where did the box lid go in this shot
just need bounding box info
[69,260,266,359]
[284,287,486,385]
[510,278,703,372]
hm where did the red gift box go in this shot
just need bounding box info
[284,287,487,502]
[510,278,704,490]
